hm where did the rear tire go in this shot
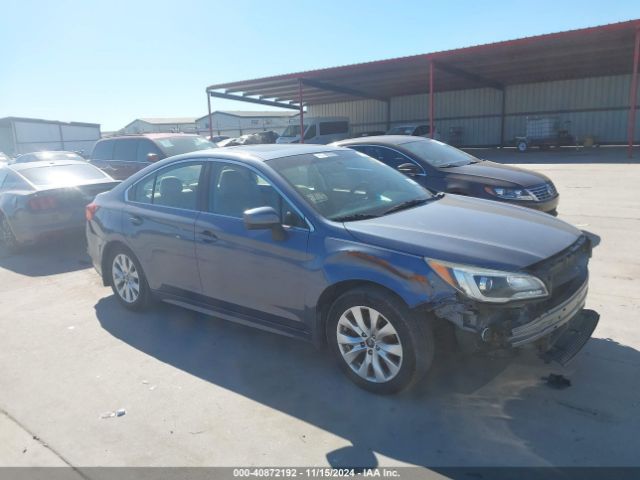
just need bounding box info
[0,214,19,253]
[107,245,151,311]
[326,287,434,394]
[517,141,528,153]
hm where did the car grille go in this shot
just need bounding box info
[527,182,558,202]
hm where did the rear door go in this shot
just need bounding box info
[90,139,115,175]
[124,160,206,295]
[111,139,141,179]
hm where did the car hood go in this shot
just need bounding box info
[343,194,581,271]
[439,160,551,187]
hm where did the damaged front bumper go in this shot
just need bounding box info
[433,278,600,365]
[509,278,588,347]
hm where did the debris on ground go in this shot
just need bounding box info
[542,373,572,389]
[100,408,126,419]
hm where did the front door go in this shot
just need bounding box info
[194,161,312,328]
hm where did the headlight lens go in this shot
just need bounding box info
[484,186,534,201]
[426,259,548,303]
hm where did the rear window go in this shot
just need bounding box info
[19,164,109,187]
[154,136,216,157]
[91,140,115,160]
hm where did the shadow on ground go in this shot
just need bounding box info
[95,296,640,467]
[0,234,90,276]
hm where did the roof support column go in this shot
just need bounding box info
[207,92,213,140]
[386,100,391,131]
[628,28,640,158]
[500,88,507,147]
[429,60,435,139]
[298,79,305,144]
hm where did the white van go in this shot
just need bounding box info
[276,117,350,144]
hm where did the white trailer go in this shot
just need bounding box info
[0,117,101,157]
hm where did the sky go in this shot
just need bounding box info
[0,0,638,131]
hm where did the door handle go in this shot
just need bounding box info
[129,215,143,226]
[199,230,218,243]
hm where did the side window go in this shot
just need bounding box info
[91,140,114,160]
[113,139,139,162]
[366,146,420,171]
[0,170,8,190]
[303,124,317,140]
[211,164,306,228]
[136,140,163,163]
[1,172,31,191]
[319,121,349,135]
[130,162,203,210]
[130,175,155,204]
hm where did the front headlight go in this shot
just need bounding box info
[426,259,548,303]
[484,186,534,201]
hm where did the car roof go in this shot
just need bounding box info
[333,135,428,147]
[18,150,78,156]
[100,133,203,141]
[8,159,89,171]
[161,144,350,164]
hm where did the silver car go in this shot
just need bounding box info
[0,160,119,250]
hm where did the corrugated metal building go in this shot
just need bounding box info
[204,20,640,153]
[195,111,299,137]
[121,117,199,135]
[310,74,637,145]
[0,117,101,156]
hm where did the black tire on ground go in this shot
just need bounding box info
[326,286,435,394]
[0,214,19,253]
[107,245,151,311]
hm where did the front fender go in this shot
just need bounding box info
[313,237,448,309]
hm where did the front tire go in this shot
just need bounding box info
[327,287,434,394]
[108,246,150,311]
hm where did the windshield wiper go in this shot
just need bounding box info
[332,213,380,222]
[382,194,443,216]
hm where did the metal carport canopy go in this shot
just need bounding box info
[205,19,640,153]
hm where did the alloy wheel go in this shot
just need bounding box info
[336,306,403,383]
[112,253,140,304]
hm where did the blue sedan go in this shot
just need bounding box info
[86,144,598,393]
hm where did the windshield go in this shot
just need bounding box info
[401,138,480,168]
[155,136,216,156]
[269,150,432,222]
[19,164,110,187]
[281,125,306,137]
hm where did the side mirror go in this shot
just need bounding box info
[397,162,422,177]
[147,153,160,163]
[243,206,285,240]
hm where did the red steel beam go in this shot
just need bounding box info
[429,60,434,139]
[299,79,305,144]
[628,28,640,158]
